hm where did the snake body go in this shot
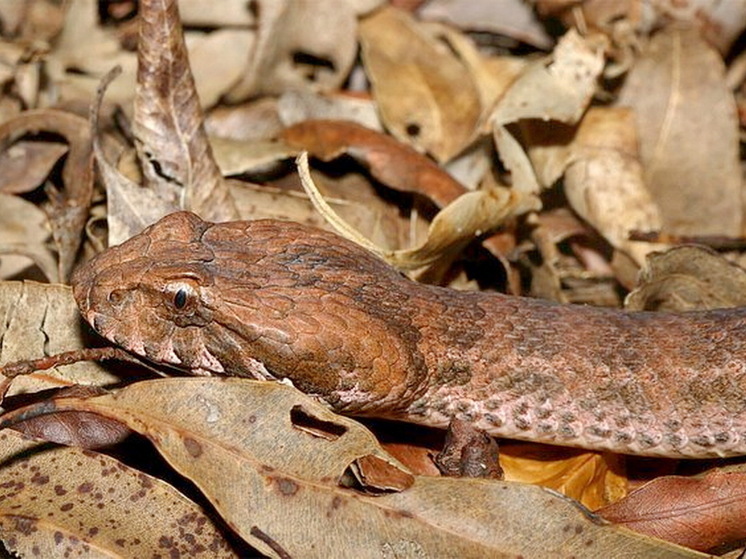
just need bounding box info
[72,212,746,458]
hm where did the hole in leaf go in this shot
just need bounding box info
[290,405,347,440]
[405,123,421,137]
[291,51,336,82]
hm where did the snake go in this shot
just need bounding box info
[71,211,746,458]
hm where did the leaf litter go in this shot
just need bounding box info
[1,0,746,556]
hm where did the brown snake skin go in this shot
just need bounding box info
[71,212,746,458]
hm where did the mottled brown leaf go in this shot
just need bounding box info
[0,429,236,557]
[134,0,238,222]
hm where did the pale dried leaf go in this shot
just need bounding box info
[0,281,119,394]
[278,90,382,131]
[388,187,541,269]
[48,0,137,106]
[0,430,236,558]
[528,107,663,265]
[490,30,606,194]
[210,137,299,177]
[617,26,742,236]
[178,0,257,26]
[206,97,285,142]
[420,0,553,49]
[0,195,57,282]
[359,6,482,161]
[185,29,254,108]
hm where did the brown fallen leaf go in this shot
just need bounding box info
[617,26,742,237]
[1,377,708,558]
[0,429,237,557]
[596,469,746,553]
[282,119,468,207]
[0,140,68,195]
[134,0,238,224]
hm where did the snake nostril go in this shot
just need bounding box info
[107,289,127,306]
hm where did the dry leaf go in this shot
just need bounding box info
[185,29,255,108]
[490,29,606,194]
[626,246,746,311]
[48,0,138,107]
[11,377,707,558]
[420,0,553,49]
[0,109,93,280]
[225,0,360,101]
[526,107,663,265]
[617,26,742,236]
[0,281,120,394]
[278,89,383,132]
[281,119,468,207]
[597,469,746,553]
[0,196,57,282]
[134,0,238,223]
[0,429,237,557]
[0,140,68,195]
[359,6,482,161]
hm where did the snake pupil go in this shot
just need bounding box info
[174,288,188,309]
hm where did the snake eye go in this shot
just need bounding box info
[173,288,188,309]
[167,282,198,311]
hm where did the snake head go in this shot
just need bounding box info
[72,211,428,415]
[71,212,231,375]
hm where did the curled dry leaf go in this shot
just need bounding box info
[596,469,746,553]
[626,246,746,312]
[0,140,68,195]
[281,119,468,207]
[11,377,707,558]
[489,29,606,194]
[359,6,482,161]
[0,281,119,395]
[0,429,236,557]
[617,26,742,236]
[297,152,540,269]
